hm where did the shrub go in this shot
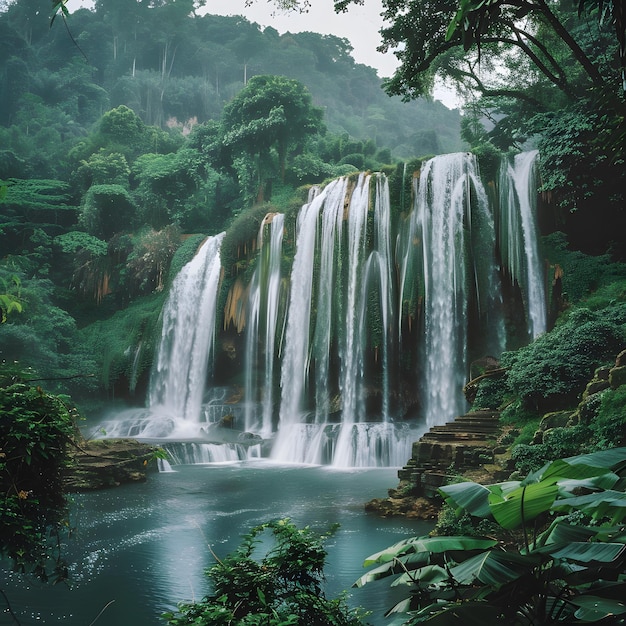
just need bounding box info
[163,519,363,626]
[0,366,77,580]
[502,307,626,412]
[541,232,626,304]
[472,376,508,410]
[592,386,626,449]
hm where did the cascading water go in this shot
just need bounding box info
[93,233,255,462]
[96,151,545,470]
[148,233,225,430]
[271,174,411,467]
[271,178,348,464]
[498,150,546,339]
[244,213,285,437]
[409,153,503,428]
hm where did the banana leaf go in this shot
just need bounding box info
[533,518,607,549]
[353,551,431,587]
[557,472,621,495]
[488,480,558,530]
[403,601,501,624]
[552,489,626,523]
[448,549,534,586]
[534,541,626,564]
[571,594,626,621]
[390,564,449,587]
[438,481,493,517]
[362,535,497,567]
[526,448,626,486]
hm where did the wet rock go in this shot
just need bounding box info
[65,439,160,491]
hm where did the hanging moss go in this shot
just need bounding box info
[79,291,166,393]
[472,143,503,184]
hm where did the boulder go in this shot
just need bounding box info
[65,438,160,491]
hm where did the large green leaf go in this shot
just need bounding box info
[571,595,626,621]
[449,550,534,586]
[362,535,497,567]
[534,518,606,549]
[353,552,431,587]
[406,601,501,624]
[534,541,626,563]
[553,489,626,523]
[488,480,558,530]
[390,564,449,587]
[533,448,626,485]
[438,481,493,518]
[557,472,621,495]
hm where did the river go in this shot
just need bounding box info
[2,462,432,625]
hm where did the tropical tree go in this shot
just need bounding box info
[0,365,77,581]
[221,74,324,199]
[356,447,626,624]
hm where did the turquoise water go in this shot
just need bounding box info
[2,462,432,625]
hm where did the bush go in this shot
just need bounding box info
[79,291,166,393]
[163,519,363,626]
[541,232,626,304]
[502,307,626,412]
[0,366,77,580]
[472,376,508,410]
[592,386,626,449]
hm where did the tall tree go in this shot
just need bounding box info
[221,74,324,192]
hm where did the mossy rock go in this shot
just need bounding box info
[65,438,160,491]
[609,365,626,390]
[539,410,575,432]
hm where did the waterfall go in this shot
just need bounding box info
[498,150,546,339]
[97,234,226,443]
[411,153,502,428]
[244,213,285,437]
[148,233,225,430]
[333,174,371,466]
[271,174,409,467]
[272,178,347,464]
[97,151,545,469]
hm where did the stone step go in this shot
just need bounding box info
[395,411,502,499]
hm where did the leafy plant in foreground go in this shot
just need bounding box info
[355,448,626,624]
[164,519,364,626]
[0,366,77,581]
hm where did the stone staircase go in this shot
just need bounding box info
[397,409,502,499]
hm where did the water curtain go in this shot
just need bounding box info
[103,152,545,468]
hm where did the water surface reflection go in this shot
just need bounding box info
[2,462,432,625]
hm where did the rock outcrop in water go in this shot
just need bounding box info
[65,439,160,490]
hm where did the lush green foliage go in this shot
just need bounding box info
[78,291,166,394]
[500,307,626,412]
[322,0,626,253]
[356,448,626,624]
[163,519,363,626]
[542,232,626,303]
[0,267,99,397]
[0,365,77,581]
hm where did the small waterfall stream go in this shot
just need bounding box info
[244,213,285,437]
[498,150,546,338]
[148,233,225,426]
[95,152,546,469]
